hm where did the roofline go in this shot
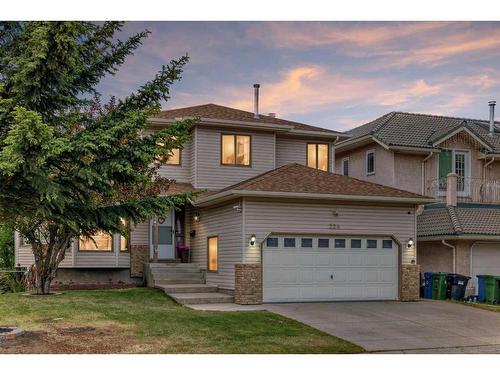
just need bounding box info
[431,125,493,151]
[418,234,500,241]
[194,189,435,207]
[335,135,442,154]
[388,145,442,153]
[148,116,344,138]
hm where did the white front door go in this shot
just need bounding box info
[263,235,399,303]
[150,210,175,260]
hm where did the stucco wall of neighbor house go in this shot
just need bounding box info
[189,200,243,290]
[417,241,454,274]
[486,160,500,180]
[276,136,334,172]
[242,198,418,265]
[194,127,275,190]
[335,143,395,186]
[394,153,424,194]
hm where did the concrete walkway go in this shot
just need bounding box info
[265,300,500,353]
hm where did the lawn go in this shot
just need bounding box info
[0,288,363,354]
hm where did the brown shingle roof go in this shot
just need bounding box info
[156,103,342,135]
[418,203,500,238]
[218,163,431,200]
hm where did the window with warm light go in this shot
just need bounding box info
[207,236,218,272]
[221,134,251,166]
[120,219,129,252]
[166,148,181,165]
[307,143,329,171]
[79,232,113,252]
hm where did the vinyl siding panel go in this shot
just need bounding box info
[130,221,149,246]
[243,199,417,265]
[195,127,275,190]
[188,203,243,290]
[15,232,73,268]
[276,137,334,171]
[156,139,192,183]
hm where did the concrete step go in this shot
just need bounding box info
[168,292,234,305]
[153,273,204,281]
[148,263,199,269]
[156,284,218,293]
[154,278,205,285]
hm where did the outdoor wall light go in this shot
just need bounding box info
[249,234,256,246]
[193,212,200,222]
[407,238,415,249]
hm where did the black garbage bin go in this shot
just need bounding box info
[447,274,471,300]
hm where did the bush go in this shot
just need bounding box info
[0,223,15,269]
[0,270,25,293]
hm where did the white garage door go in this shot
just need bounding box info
[263,235,399,303]
[471,242,500,293]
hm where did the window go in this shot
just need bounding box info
[366,150,375,175]
[79,232,113,252]
[266,237,278,247]
[166,148,181,165]
[284,238,296,247]
[367,239,378,248]
[341,158,349,176]
[307,143,329,171]
[221,134,251,166]
[382,239,393,249]
[301,238,313,248]
[438,150,469,192]
[208,236,218,272]
[335,239,346,248]
[351,239,362,248]
[120,219,129,252]
[318,238,330,248]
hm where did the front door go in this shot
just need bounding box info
[150,210,175,260]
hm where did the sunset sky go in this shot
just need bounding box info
[98,21,500,131]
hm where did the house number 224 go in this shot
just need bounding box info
[329,223,340,229]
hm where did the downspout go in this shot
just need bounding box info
[483,157,495,181]
[421,152,434,195]
[442,240,456,273]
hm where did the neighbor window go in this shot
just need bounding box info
[335,239,346,248]
[366,150,375,175]
[438,150,469,192]
[382,239,393,249]
[266,237,279,247]
[208,236,218,272]
[351,239,362,248]
[342,158,349,176]
[221,134,251,166]
[307,143,329,171]
[284,238,296,247]
[79,232,113,252]
[120,219,129,252]
[301,238,313,248]
[318,238,330,248]
[367,239,378,248]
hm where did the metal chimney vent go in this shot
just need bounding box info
[253,84,260,119]
[489,100,496,135]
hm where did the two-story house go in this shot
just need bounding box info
[335,104,500,294]
[15,98,432,304]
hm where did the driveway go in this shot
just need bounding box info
[265,300,500,353]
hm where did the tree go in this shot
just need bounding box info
[0,22,195,294]
[0,222,14,269]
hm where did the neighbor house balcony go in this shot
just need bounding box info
[426,177,500,205]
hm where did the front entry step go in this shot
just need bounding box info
[156,284,218,293]
[169,292,234,305]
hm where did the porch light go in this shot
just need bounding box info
[249,234,256,246]
[407,238,415,249]
[193,212,200,222]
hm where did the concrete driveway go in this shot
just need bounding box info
[265,300,500,353]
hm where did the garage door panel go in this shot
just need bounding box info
[263,235,398,303]
[471,243,500,293]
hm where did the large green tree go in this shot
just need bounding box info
[0,22,195,294]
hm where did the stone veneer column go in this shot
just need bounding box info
[130,245,149,278]
[400,264,421,302]
[235,264,262,305]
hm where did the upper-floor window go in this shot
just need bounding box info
[221,134,251,166]
[307,143,329,171]
[438,150,470,192]
[341,158,349,176]
[166,148,181,165]
[366,150,375,175]
[79,231,113,252]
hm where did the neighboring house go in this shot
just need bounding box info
[15,101,432,304]
[335,104,500,294]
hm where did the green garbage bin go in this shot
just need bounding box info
[485,276,500,304]
[432,272,448,300]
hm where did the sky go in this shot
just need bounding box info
[98,21,500,132]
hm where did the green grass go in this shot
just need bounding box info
[0,288,363,354]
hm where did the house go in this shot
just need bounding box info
[335,103,500,294]
[15,90,432,304]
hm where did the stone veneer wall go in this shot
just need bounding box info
[235,264,262,305]
[400,264,421,302]
[130,245,149,278]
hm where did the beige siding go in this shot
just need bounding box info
[130,221,149,246]
[188,203,243,290]
[194,127,275,189]
[243,199,418,265]
[156,139,192,183]
[335,143,395,186]
[15,232,73,268]
[276,137,334,171]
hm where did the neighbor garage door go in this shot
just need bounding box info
[471,242,500,293]
[263,235,399,303]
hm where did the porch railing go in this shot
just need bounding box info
[426,177,500,204]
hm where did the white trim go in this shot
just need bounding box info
[432,126,493,151]
[366,149,375,176]
[436,148,471,197]
[241,197,246,263]
[193,126,198,189]
[341,157,350,176]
